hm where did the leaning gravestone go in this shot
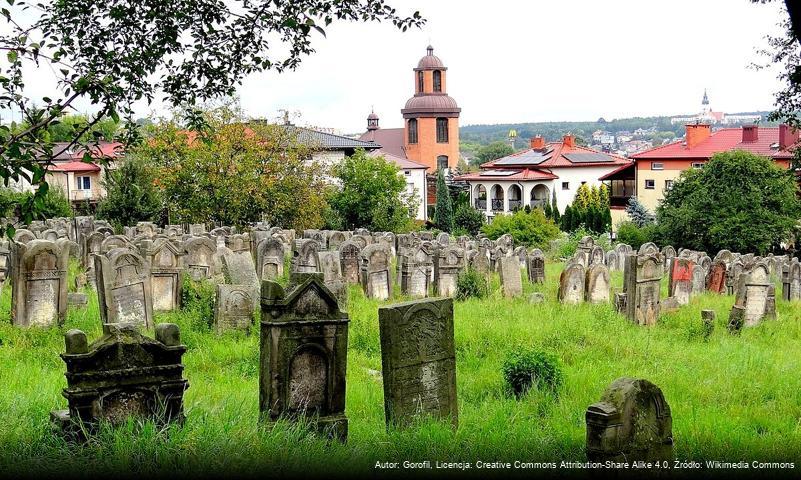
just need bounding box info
[624,253,663,326]
[10,239,72,327]
[260,274,349,440]
[705,260,727,294]
[378,298,457,429]
[94,248,153,331]
[585,377,673,462]
[214,284,255,333]
[585,264,610,304]
[498,256,522,298]
[360,244,392,300]
[558,262,586,305]
[51,323,188,435]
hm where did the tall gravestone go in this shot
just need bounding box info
[585,264,610,304]
[183,236,217,281]
[558,262,586,305]
[668,257,694,306]
[360,244,392,300]
[291,239,320,274]
[434,246,465,297]
[733,263,770,326]
[624,253,663,326]
[214,284,255,333]
[338,240,361,285]
[782,259,801,301]
[498,256,522,298]
[318,250,347,308]
[705,260,727,294]
[527,250,545,284]
[51,323,188,434]
[95,248,154,331]
[140,239,183,312]
[221,249,260,304]
[260,274,349,440]
[378,298,457,429]
[399,244,433,299]
[585,378,673,462]
[255,237,285,281]
[11,239,71,327]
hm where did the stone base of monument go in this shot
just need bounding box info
[661,296,680,313]
[262,414,348,442]
[50,408,187,440]
[67,292,87,306]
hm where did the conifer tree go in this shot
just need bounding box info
[434,169,454,232]
[551,189,560,224]
[544,199,553,220]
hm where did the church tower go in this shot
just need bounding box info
[402,46,461,172]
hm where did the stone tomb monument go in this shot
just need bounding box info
[585,377,673,462]
[214,284,255,333]
[624,253,663,326]
[10,239,72,327]
[221,248,260,303]
[434,245,465,297]
[498,256,523,298]
[183,236,217,281]
[360,244,392,300]
[256,237,285,281]
[140,239,183,312]
[51,323,188,434]
[399,243,433,299]
[94,248,154,331]
[260,274,349,440]
[558,262,586,305]
[378,298,457,429]
[733,262,770,327]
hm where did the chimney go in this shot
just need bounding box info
[685,123,711,149]
[779,124,800,150]
[530,135,544,150]
[562,134,575,148]
[742,125,758,143]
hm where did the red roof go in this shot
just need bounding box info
[480,141,631,169]
[358,128,406,159]
[455,168,559,182]
[632,127,795,160]
[50,161,101,173]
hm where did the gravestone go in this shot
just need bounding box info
[605,250,619,271]
[434,246,465,297]
[183,236,217,281]
[765,284,777,320]
[782,258,801,301]
[585,264,610,304]
[378,298,457,429]
[527,250,546,284]
[0,239,9,281]
[624,253,663,326]
[498,256,523,298]
[436,232,450,246]
[469,248,491,275]
[576,236,594,265]
[399,244,433,299]
[638,242,659,256]
[585,378,673,462]
[339,240,362,284]
[705,260,727,294]
[214,284,255,332]
[221,249,260,303]
[255,237,285,281]
[360,244,392,300]
[10,239,71,327]
[668,257,694,306]
[13,228,36,244]
[733,263,770,327]
[558,263,586,305]
[100,235,135,254]
[94,248,153,331]
[691,264,706,295]
[51,324,188,434]
[589,245,605,266]
[189,224,206,235]
[140,239,183,312]
[327,231,347,251]
[318,250,347,308]
[260,274,349,440]
[291,239,321,274]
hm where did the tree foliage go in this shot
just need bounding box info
[434,170,454,232]
[625,196,655,227]
[471,141,514,166]
[657,150,801,254]
[560,184,611,233]
[481,209,560,248]
[96,157,163,229]
[328,149,417,232]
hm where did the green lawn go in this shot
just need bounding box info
[0,261,800,476]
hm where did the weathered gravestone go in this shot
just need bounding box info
[624,253,663,326]
[469,248,491,275]
[434,246,465,297]
[378,298,457,429]
[691,264,706,295]
[13,228,36,244]
[605,250,619,272]
[498,256,523,298]
[11,239,72,327]
[585,378,673,462]
[94,248,153,331]
[399,244,433,299]
[291,239,320,274]
[214,284,255,333]
[668,257,694,306]
[782,259,801,301]
[140,239,183,312]
[576,236,594,265]
[318,250,347,308]
[589,245,605,266]
[260,274,349,440]
[705,260,727,294]
[360,244,392,300]
[558,262,586,305]
[527,250,545,284]
[585,264,610,304]
[51,323,188,435]
[221,249,260,304]
[255,237,285,281]
[338,240,361,284]
[183,236,217,281]
[0,239,9,281]
[327,231,347,251]
[733,263,770,327]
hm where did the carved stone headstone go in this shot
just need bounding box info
[585,264,610,304]
[558,263,586,305]
[291,239,320,274]
[733,263,770,327]
[585,378,673,462]
[183,236,217,281]
[668,257,694,306]
[705,260,727,294]
[498,256,522,298]
[260,274,349,440]
[140,239,183,312]
[214,284,255,333]
[378,298,457,429]
[527,250,545,284]
[11,239,71,327]
[399,244,433,299]
[221,249,260,303]
[434,246,465,297]
[360,244,392,300]
[624,253,663,326]
[782,258,801,301]
[338,240,361,285]
[691,264,706,295]
[94,248,153,331]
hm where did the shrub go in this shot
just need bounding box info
[181,274,216,331]
[615,221,660,249]
[96,157,163,227]
[455,268,489,300]
[502,348,563,398]
[481,209,560,248]
[625,196,655,227]
[552,227,611,259]
[434,170,454,232]
[453,203,485,236]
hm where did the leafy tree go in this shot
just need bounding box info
[0,0,423,231]
[657,150,801,254]
[453,203,484,236]
[0,186,72,220]
[329,149,417,232]
[625,196,655,227]
[616,221,660,250]
[481,209,560,248]
[96,157,163,228]
[434,170,454,232]
[472,141,514,166]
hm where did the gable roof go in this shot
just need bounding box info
[481,141,631,169]
[290,126,380,151]
[358,128,406,159]
[632,127,794,160]
[50,161,102,173]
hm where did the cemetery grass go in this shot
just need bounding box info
[1,263,801,476]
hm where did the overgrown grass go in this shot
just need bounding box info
[0,261,800,476]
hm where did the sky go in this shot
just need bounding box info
[3,0,790,133]
[233,0,789,133]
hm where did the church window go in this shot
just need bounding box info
[433,70,442,92]
[418,71,424,93]
[436,118,448,143]
[408,119,418,144]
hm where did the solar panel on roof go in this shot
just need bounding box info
[563,153,614,163]
[480,170,517,177]
[495,146,554,166]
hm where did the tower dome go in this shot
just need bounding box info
[417,45,445,70]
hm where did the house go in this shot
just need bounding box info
[625,123,798,212]
[454,134,632,221]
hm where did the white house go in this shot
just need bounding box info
[454,134,632,220]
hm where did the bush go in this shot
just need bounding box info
[502,348,563,398]
[481,209,560,248]
[552,227,611,259]
[453,203,485,236]
[615,221,660,249]
[96,157,163,227]
[181,274,216,331]
[0,186,72,221]
[455,268,489,300]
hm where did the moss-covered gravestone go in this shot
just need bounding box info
[585,377,673,462]
[51,323,189,436]
[94,248,154,332]
[260,273,349,440]
[378,298,457,429]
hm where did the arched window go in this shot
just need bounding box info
[436,118,449,143]
[417,71,424,93]
[408,119,418,144]
[433,70,442,92]
[437,155,448,170]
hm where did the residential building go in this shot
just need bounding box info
[670,89,761,125]
[454,134,632,221]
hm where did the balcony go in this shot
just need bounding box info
[508,199,522,211]
[610,195,632,208]
[529,199,547,209]
[491,199,504,212]
[475,198,487,210]
[71,190,95,201]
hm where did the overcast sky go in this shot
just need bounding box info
[236,0,788,133]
